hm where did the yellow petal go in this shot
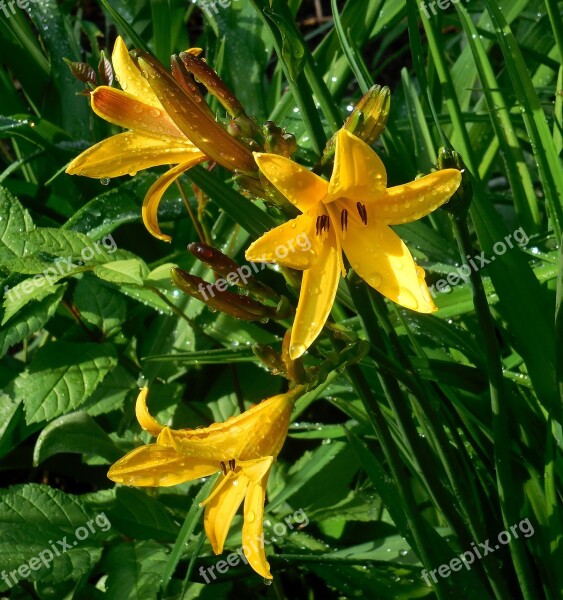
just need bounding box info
[142,157,206,242]
[342,219,436,313]
[328,130,387,201]
[245,213,320,270]
[204,471,250,554]
[91,86,185,138]
[135,387,163,436]
[107,444,219,486]
[65,132,202,178]
[374,169,462,224]
[290,227,342,359]
[112,36,161,108]
[242,459,274,579]
[155,389,300,462]
[254,152,328,212]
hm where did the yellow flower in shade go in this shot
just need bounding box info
[245,130,462,359]
[108,386,301,579]
[65,37,207,242]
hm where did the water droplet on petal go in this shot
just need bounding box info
[398,287,418,310]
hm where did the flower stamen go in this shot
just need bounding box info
[356,202,368,225]
[340,209,349,231]
[220,461,227,475]
[316,215,330,236]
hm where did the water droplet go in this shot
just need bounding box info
[246,511,256,523]
[100,178,111,186]
[398,287,418,310]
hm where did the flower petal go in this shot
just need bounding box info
[142,157,206,242]
[112,36,161,108]
[135,387,163,436]
[156,389,300,462]
[342,219,437,313]
[242,458,274,579]
[91,86,185,138]
[374,169,462,224]
[107,444,219,486]
[204,471,250,554]
[290,228,342,359]
[245,212,320,270]
[65,132,201,178]
[328,130,387,201]
[254,152,328,212]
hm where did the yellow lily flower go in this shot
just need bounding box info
[65,37,207,242]
[108,386,301,579]
[245,130,462,359]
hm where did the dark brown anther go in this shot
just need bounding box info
[356,202,368,225]
[220,461,227,475]
[340,209,349,231]
[316,215,330,236]
[228,459,236,471]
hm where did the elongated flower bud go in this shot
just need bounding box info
[132,50,257,174]
[187,242,277,299]
[436,147,473,218]
[344,85,391,145]
[171,267,277,321]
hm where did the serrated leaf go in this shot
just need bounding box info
[0,484,108,586]
[108,488,180,541]
[0,286,64,357]
[2,280,67,325]
[24,228,117,263]
[33,411,123,466]
[17,341,117,424]
[101,540,169,600]
[0,186,34,261]
[94,259,149,287]
[74,276,126,336]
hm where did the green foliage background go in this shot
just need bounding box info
[0,0,561,598]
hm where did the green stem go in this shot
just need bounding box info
[162,475,219,591]
[344,364,450,600]
[450,214,539,600]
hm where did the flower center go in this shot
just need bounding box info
[219,459,237,475]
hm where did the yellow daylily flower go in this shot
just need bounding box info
[108,386,302,579]
[245,130,462,359]
[65,37,207,242]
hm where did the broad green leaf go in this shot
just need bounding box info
[0,484,108,586]
[94,259,149,287]
[0,186,34,261]
[74,276,126,335]
[33,411,123,466]
[0,286,64,357]
[18,341,117,424]
[2,280,68,325]
[101,541,168,600]
[108,488,180,541]
[24,228,117,264]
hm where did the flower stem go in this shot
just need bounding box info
[449,214,539,599]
